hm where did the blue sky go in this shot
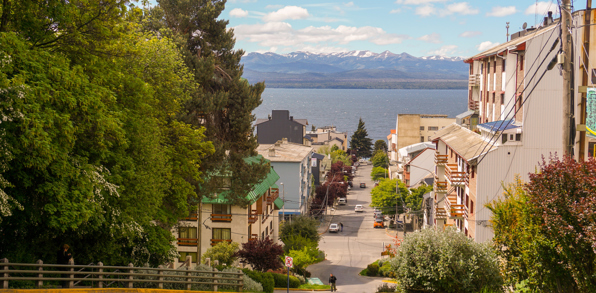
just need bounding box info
[222,0,567,57]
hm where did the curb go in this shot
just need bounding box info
[0,289,219,293]
[274,288,329,291]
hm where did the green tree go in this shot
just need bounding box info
[282,234,318,254]
[279,216,321,244]
[374,140,388,154]
[202,241,239,266]
[371,167,388,181]
[389,228,502,292]
[372,152,389,169]
[287,245,319,277]
[349,118,372,158]
[370,179,409,215]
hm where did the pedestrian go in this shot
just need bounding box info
[57,244,73,288]
[329,273,337,292]
[339,222,343,232]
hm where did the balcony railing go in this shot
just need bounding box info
[469,74,480,87]
[435,179,448,193]
[267,188,279,205]
[469,100,479,111]
[446,164,468,186]
[445,194,468,219]
[210,239,232,246]
[435,203,448,220]
[261,213,270,223]
[248,210,258,224]
[249,234,259,241]
[177,238,198,246]
[211,213,232,222]
[435,153,448,166]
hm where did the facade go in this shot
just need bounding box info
[387,129,398,162]
[257,139,314,218]
[174,156,282,265]
[256,110,308,145]
[395,114,455,150]
[402,147,436,188]
[306,126,348,152]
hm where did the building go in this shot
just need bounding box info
[174,155,282,265]
[395,114,455,150]
[400,143,436,188]
[256,110,308,145]
[306,126,348,152]
[387,129,397,162]
[257,139,314,218]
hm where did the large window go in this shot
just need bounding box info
[212,204,232,221]
[179,227,197,239]
[212,228,231,240]
[428,126,439,131]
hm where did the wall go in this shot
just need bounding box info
[420,117,456,140]
[270,162,301,213]
[396,114,421,150]
[407,149,435,187]
[257,110,305,145]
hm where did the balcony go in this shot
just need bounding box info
[445,194,468,219]
[469,74,480,87]
[435,153,448,166]
[210,239,232,246]
[177,238,198,246]
[267,188,279,205]
[211,213,232,222]
[434,179,448,193]
[446,164,468,187]
[435,204,447,220]
[248,210,258,224]
[468,100,479,111]
[249,234,258,241]
[261,213,270,223]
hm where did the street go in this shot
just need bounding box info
[288,163,394,293]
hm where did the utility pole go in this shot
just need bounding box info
[562,0,574,156]
[506,22,510,42]
[580,1,592,160]
[197,202,202,264]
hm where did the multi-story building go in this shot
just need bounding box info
[256,110,309,145]
[257,139,314,219]
[395,114,455,150]
[398,142,436,188]
[174,155,282,265]
[306,126,348,151]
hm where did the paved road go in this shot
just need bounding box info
[293,163,393,293]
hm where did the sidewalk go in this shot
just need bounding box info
[317,205,337,235]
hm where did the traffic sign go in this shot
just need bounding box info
[284,256,293,268]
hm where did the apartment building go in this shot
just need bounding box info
[256,110,309,145]
[174,155,282,264]
[395,114,455,150]
[306,126,348,152]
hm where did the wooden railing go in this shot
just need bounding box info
[249,234,258,241]
[261,213,270,223]
[267,189,279,205]
[0,258,243,291]
[469,74,480,87]
[177,238,198,246]
[210,213,232,222]
[248,211,258,224]
[445,194,468,219]
[446,164,468,186]
[435,203,448,220]
[468,100,479,111]
[434,179,448,193]
[435,153,448,166]
[210,239,232,246]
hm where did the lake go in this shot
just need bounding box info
[253,88,468,143]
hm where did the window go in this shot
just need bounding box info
[502,134,508,144]
[487,61,490,73]
[492,93,495,103]
[420,136,424,142]
[520,55,524,71]
[212,228,231,240]
[265,226,268,236]
[179,227,197,239]
[428,126,439,131]
[516,134,521,141]
[500,94,504,104]
[420,126,425,130]
[502,59,506,72]
[471,200,474,214]
[212,204,231,221]
[428,136,431,141]
[510,134,514,140]
[179,252,197,263]
[481,63,483,73]
[590,142,596,157]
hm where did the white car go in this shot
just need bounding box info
[355,205,364,212]
[338,198,347,205]
[329,223,340,233]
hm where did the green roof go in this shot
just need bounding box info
[202,155,279,205]
[274,197,284,209]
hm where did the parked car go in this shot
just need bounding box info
[329,223,339,233]
[374,218,384,228]
[360,183,366,188]
[374,209,382,218]
[355,204,364,212]
[338,198,347,205]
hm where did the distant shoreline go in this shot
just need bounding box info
[259,80,468,90]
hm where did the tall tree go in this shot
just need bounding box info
[350,118,372,158]
[374,140,388,154]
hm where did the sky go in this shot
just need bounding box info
[221,0,570,58]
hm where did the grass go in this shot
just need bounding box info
[298,284,331,290]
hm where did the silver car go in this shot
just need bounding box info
[329,223,340,233]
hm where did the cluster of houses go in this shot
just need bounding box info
[389,9,596,242]
[174,110,347,265]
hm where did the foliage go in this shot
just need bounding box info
[282,234,318,254]
[242,273,264,292]
[331,150,351,165]
[372,152,389,169]
[271,273,301,288]
[374,140,388,154]
[376,283,397,292]
[236,237,284,272]
[202,241,239,266]
[297,284,331,290]
[371,167,388,181]
[287,245,320,276]
[367,263,380,276]
[350,118,373,158]
[330,145,340,152]
[279,216,321,244]
[389,228,503,293]
[370,179,409,215]
[242,269,275,293]
[407,185,433,211]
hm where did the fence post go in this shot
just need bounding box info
[238,272,243,292]
[127,263,134,288]
[97,262,103,288]
[157,265,164,289]
[36,260,43,288]
[204,258,210,267]
[1,258,9,289]
[185,256,192,290]
[212,267,218,292]
[68,259,74,288]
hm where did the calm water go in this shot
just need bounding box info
[253,88,468,143]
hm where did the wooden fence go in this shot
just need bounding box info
[0,257,243,291]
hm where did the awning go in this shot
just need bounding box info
[274,197,284,209]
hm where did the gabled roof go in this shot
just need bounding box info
[398,142,435,158]
[430,123,497,163]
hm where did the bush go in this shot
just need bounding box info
[389,228,503,293]
[379,262,392,277]
[282,234,318,253]
[236,237,284,272]
[271,273,300,288]
[202,241,239,266]
[242,273,263,292]
[367,263,380,276]
[376,283,397,292]
[242,269,275,293]
[279,216,321,244]
[295,274,306,284]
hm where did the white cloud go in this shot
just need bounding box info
[428,45,458,56]
[344,2,354,7]
[230,8,249,18]
[487,6,517,17]
[443,2,478,15]
[477,41,500,51]
[525,1,559,16]
[390,9,401,14]
[265,5,283,10]
[263,6,310,22]
[416,5,436,16]
[291,45,350,54]
[459,31,481,38]
[396,0,447,4]
[418,33,442,44]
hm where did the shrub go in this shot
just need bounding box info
[271,273,300,288]
[295,274,306,284]
[202,241,239,266]
[236,237,284,272]
[367,263,379,276]
[379,262,392,277]
[376,283,397,292]
[242,273,263,292]
[242,269,275,293]
[389,228,503,293]
[279,216,321,244]
[282,234,318,253]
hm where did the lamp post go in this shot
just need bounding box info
[280,182,285,222]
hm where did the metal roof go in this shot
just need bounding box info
[430,123,497,162]
[477,120,520,132]
[274,197,284,209]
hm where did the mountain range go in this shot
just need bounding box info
[241,50,469,89]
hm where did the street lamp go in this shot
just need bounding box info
[280,182,285,222]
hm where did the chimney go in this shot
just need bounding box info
[290,116,293,121]
[544,16,549,26]
[548,11,553,23]
[282,138,288,143]
[268,114,271,120]
[268,148,276,157]
[275,140,282,147]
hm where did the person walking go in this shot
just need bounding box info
[57,244,73,288]
[329,273,337,292]
[339,222,343,232]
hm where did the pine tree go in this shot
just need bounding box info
[350,118,373,158]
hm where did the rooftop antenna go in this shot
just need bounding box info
[522,22,528,30]
[506,22,510,41]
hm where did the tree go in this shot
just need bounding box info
[236,237,284,272]
[287,245,319,277]
[372,152,389,169]
[282,234,318,254]
[371,167,388,181]
[279,216,321,244]
[202,242,239,266]
[389,228,502,292]
[370,179,409,215]
[349,118,372,158]
[374,140,388,154]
